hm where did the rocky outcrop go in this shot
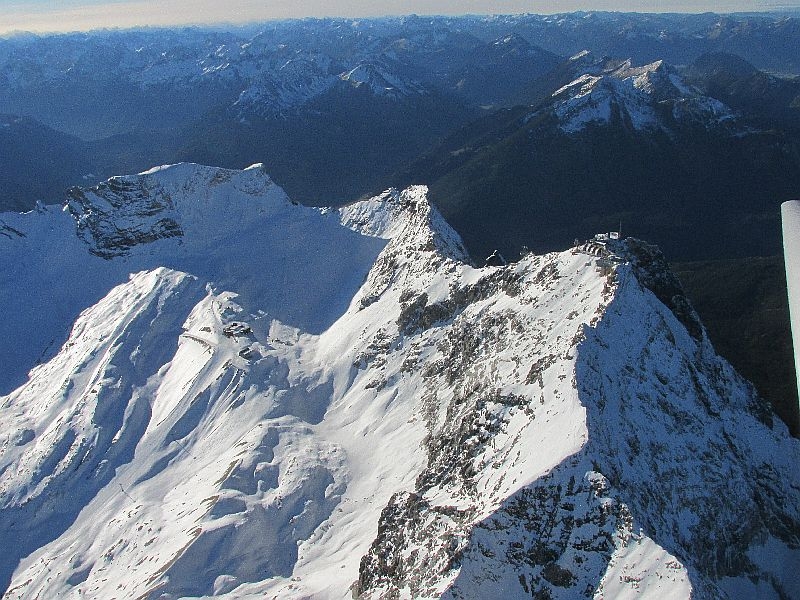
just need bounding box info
[66,174,182,258]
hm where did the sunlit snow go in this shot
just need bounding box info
[0,164,798,599]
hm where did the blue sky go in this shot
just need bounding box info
[0,0,797,34]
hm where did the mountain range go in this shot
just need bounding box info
[1,12,799,210]
[0,163,798,599]
[398,50,800,262]
[1,14,799,597]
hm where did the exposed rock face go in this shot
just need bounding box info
[64,163,283,258]
[620,237,705,341]
[67,176,183,258]
[0,164,798,599]
[66,176,181,257]
[350,237,799,600]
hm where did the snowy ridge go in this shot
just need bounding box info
[338,185,468,260]
[65,162,288,257]
[0,165,798,599]
[548,57,735,133]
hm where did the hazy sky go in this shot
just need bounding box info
[0,0,797,34]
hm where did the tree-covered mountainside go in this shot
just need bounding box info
[674,255,798,435]
[401,109,800,262]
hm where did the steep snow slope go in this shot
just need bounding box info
[0,165,798,599]
[0,163,383,394]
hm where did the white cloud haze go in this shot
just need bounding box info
[0,0,793,34]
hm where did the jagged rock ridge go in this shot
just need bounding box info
[0,164,797,599]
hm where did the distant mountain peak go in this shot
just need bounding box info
[339,61,425,98]
[691,51,761,78]
[547,58,735,133]
[489,32,533,55]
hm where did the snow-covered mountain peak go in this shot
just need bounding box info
[337,185,471,309]
[65,163,463,274]
[548,58,735,133]
[610,58,668,91]
[66,162,288,258]
[338,185,467,259]
[1,164,798,599]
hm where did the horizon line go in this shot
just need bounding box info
[1,6,798,38]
